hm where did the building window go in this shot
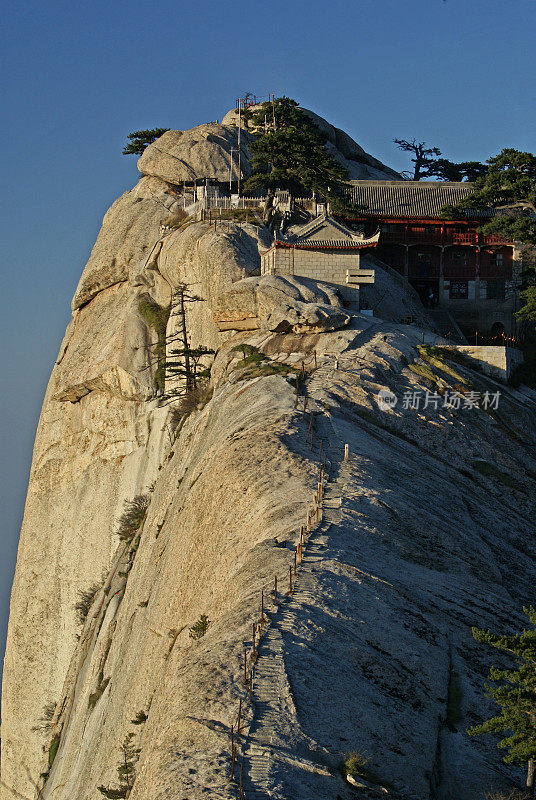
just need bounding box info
[487,280,505,300]
[450,282,468,299]
[491,252,504,268]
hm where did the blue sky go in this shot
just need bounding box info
[1,0,535,675]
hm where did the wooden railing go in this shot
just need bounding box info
[380,229,511,246]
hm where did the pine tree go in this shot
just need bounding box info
[122,128,170,156]
[427,158,487,182]
[189,614,210,640]
[393,138,442,180]
[98,733,140,798]
[468,607,536,795]
[244,97,357,217]
[162,285,214,400]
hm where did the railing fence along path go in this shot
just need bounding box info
[226,361,351,799]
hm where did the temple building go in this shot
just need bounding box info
[260,211,378,301]
[340,181,520,338]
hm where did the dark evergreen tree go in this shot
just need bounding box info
[122,128,170,156]
[468,607,536,795]
[393,138,442,180]
[427,158,488,182]
[244,97,358,218]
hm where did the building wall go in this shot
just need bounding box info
[261,246,362,302]
[455,345,523,382]
[261,247,361,284]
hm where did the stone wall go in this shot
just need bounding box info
[261,246,361,301]
[454,345,524,382]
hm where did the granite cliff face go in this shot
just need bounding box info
[2,119,536,800]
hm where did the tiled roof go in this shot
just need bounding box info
[272,232,380,251]
[289,212,362,242]
[348,180,486,219]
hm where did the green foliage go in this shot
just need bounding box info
[215,207,262,221]
[189,614,210,640]
[131,710,148,725]
[340,752,388,787]
[517,284,536,331]
[173,383,213,418]
[468,608,536,768]
[122,128,169,156]
[231,343,264,368]
[430,158,487,182]
[342,751,370,777]
[32,700,57,732]
[416,345,467,383]
[139,298,170,393]
[394,138,486,182]
[98,733,140,798]
[88,676,110,709]
[230,344,299,381]
[160,285,215,399]
[510,345,536,389]
[244,97,357,212]
[114,495,150,543]
[165,345,214,388]
[408,361,438,386]
[48,734,60,768]
[75,582,101,625]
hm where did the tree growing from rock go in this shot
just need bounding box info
[468,607,536,795]
[163,284,214,399]
[122,128,170,156]
[244,96,357,220]
[189,614,210,640]
[98,733,140,798]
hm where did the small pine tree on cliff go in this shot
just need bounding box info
[122,128,169,155]
[468,608,536,795]
[244,97,356,218]
[98,733,140,798]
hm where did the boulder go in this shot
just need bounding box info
[214,275,351,334]
[72,176,175,310]
[137,124,252,185]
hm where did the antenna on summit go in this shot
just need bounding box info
[234,93,276,194]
